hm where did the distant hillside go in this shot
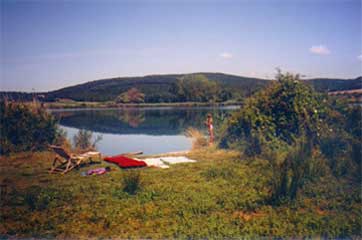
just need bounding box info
[44,73,270,102]
[47,74,181,102]
[304,76,362,92]
[0,91,34,101]
[1,73,361,103]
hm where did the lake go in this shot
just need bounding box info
[51,106,239,155]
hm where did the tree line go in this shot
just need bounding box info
[115,74,233,103]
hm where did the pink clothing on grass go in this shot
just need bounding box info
[87,168,107,175]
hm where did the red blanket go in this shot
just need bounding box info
[104,155,147,168]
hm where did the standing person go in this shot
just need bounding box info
[205,113,214,144]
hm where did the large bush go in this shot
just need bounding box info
[219,72,328,155]
[219,72,361,202]
[0,101,58,154]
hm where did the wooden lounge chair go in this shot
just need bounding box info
[48,145,101,174]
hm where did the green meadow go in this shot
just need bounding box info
[1,148,361,238]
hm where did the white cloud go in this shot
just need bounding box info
[220,52,233,59]
[309,45,331,55]
[358,54,362,61]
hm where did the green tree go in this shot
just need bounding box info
[174,74,225,102]
[115,88,145,103]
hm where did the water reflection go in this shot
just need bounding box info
[117,109,145,128]
[52,107,237,136]
[51,107,238,155]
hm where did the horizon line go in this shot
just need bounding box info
[1,71,361,93]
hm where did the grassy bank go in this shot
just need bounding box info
[43,100,242,109]
[1,148,361,238]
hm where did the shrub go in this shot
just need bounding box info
[122,170,143,195]
[268,139,310,203]
[53,128,72,151]
[319,105,362,179]
[219,71,328,155]
[344,106,362,177]
[73,129,102,151]
[320,130,353,177]
[219,71,361,201]
[0,101,58,154]
[185,127,208,149]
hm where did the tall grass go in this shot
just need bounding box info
[185,127,208,150]
[73,129,102,152]
[122,170,143,195]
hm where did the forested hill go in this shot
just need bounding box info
[43,73,271,102]
[1,73,361,102]
[304,76,362,92]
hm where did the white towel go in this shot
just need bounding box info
[141,156,196,168]
[159,156,196,164]
[141,158,170,168]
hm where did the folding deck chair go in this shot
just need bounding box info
[48,145,101,174]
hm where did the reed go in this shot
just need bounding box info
[185,127,208,150]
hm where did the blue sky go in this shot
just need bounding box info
[1,0,361,91]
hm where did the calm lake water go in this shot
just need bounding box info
[51,106,239,155]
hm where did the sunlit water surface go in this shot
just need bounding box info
[51,106,239,155]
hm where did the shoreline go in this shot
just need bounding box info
[138,150,191,159]
[43,101,243,109]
